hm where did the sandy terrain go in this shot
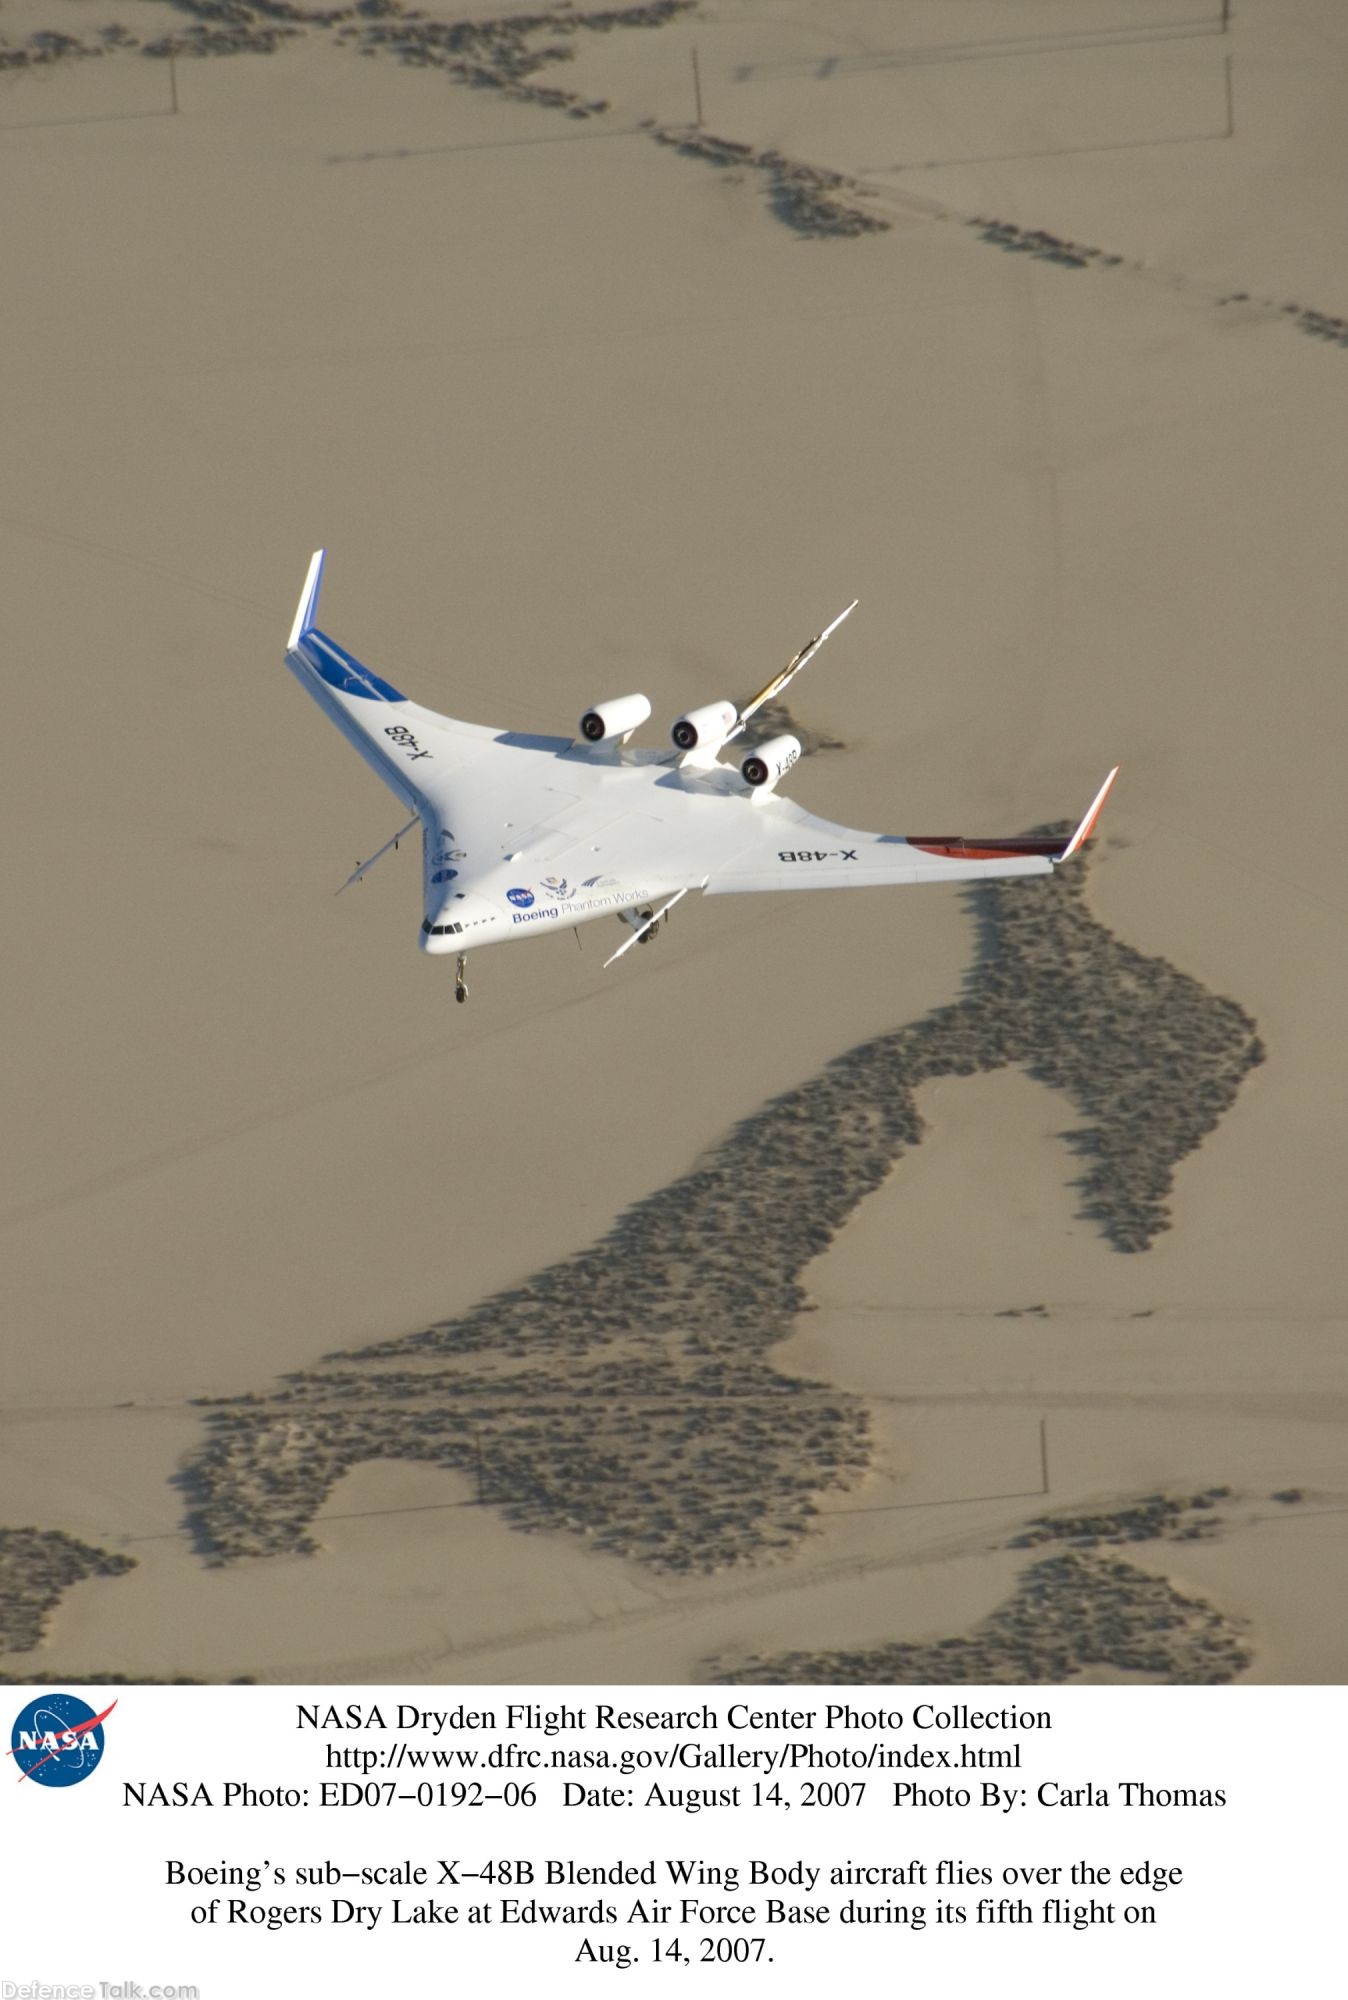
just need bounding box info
[1,0,1345,1684]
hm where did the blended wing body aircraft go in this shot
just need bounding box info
[285,552,1117,1003]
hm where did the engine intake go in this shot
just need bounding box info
[742,733,802,791]
[578,693,651,744]
[671,700,738,755]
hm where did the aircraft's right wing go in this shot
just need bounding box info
[703,768,1119,895]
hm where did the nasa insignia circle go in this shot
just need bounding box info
[506,887,534,908]
[11,1691,113,1787]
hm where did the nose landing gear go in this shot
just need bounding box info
[455,953,469,1004]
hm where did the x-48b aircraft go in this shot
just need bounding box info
[286,552,1118,1004]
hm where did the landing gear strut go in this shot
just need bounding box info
[604,887,693,969]
[616,906,658,941]
[455,953,469,1004]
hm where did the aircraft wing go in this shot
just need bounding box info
[702,769,1118,895]
[284,550,494,817]
[283,550,1118,945]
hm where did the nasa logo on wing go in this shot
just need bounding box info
[506,887,534,908]
[10,1692,116,1787]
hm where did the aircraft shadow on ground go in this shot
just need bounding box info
[175,834,1263,1586]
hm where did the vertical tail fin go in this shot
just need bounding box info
[1057,765,1120,862]
[288,549,326,652]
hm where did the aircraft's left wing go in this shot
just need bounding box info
[285,549,457,815]
[702,768,1118,895]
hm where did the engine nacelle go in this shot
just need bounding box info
[578,692,652,744]
[671,699,738,755]
[741,732,802,791]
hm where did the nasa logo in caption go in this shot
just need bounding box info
[10,1692,116,1787]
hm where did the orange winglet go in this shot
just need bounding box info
[1058,765,1120,862]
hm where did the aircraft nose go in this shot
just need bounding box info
[420,916,461,954]
[421,892,501,951]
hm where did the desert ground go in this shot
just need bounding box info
[2,0,1345,1684]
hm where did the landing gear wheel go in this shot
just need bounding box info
[455,953,469,1005]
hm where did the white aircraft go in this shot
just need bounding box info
[285,551,1117,1004]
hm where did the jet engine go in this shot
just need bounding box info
[741,733,802,791]
[671,700,738,755]
[578,693,652,744]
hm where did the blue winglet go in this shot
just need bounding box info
[287,550,407,703]
[288,549,326,651]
